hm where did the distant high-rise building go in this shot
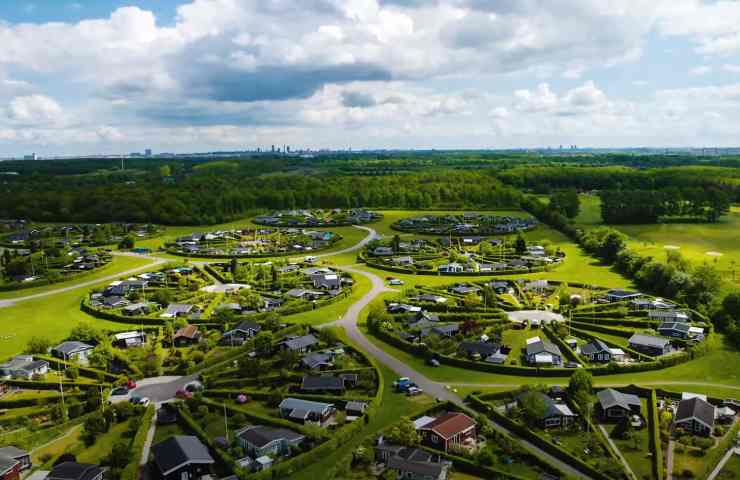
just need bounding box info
[271,145,275,153]
[23,153,37,160]
[145,148,152,157]
[287,145,291,153]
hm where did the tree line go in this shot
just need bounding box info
[599,187,731,223]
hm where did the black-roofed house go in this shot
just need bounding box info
[580,339,612,363]
[151,435,215,480]
[299,352,334,370]
[605,289,642,302]
[278,398,335,425]
[280,334,319,353]
[675,397,716,436]
[0,447,30,472]
[458,341,500,360]
[525,337,563,366]
[346,401,368,417]
[222,320,262,345]
[657,322,691,340]
[0,356,48,380]
[51,341,94,364]
[47,462,104,480]
[236,425,305,458]
[300,375,346,393]
[628,334,671,356]
[430,324,459,337]
[375,445,449,480]
[596,389,642,420]
[517,391,577,429]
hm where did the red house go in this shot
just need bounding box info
[0,457,20,480]
[417,412,477,452]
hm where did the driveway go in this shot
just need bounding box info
[507,310,564,324]
[130,374,199,403]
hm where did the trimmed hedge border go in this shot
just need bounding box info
[164,234,343,260]
[36,354,119,382]
[646,389,664,480]
[120,404,155,480]
[468,394,615,480]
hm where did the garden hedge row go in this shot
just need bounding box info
[468,394,615,480]
[164,235,343,259]
[362,258,552,277]
[0,393,83,408]
[120,404,155,480]
[542,325,581,364]
[646,389,664,480]
[570,316,658,329]
[205,389,374,406]
[4,379,104,391]
[35,355,119,382]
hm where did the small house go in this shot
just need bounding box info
[0,447,30,472]
[112,331,146,349]
[605,289,642,303]
[596,389,642,420]
[174,325,201,347]
[649,310,690,322]
[417,412,477,452]
[47,462,104,480]
[278,398,335,425]
[51,342,94,364]
[236,426,304,458]
[525,337,563,366]
[580,339,612,363]
[151,436,215,480]
[675,397,715,436]
[222,320,262,344]
[517,391,577,429]
[0,356,48,380]
[628,334,670,356]
[657,322,691,340]
[280,334,319,353]
[299,352,334,370]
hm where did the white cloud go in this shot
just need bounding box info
[690,65,712,76]
[723,64,740,73]
[6,95,63,125]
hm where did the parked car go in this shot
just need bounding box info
[126,378,137,389]
[176,389,193,400]
[407,387,423,396]
[427,358,440,367]
[185,381,203,393]
[389,278,404,286]
[108,387,130,404]
[138,397,151,407]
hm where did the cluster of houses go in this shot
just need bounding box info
[172,228,337,256]
[395,214,536,235]
[254,209,379,227]
[0,447,105,480]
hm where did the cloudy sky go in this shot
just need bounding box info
[1,0,740,155]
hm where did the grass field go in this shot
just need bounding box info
[0,259,154,359]
[718,453,740,479]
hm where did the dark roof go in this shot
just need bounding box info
[431,324,459,336]
[597,389,641,411]
[236,426,304,448]
[48,462,104,480]
[53,341,93,355]
[300,352,333,369]
[629,334,670,349]
[581,339,610,355]
[301,375,344,391]
[228,320,261,334]
[152,436,215,476]
[658,322,691,333]
[282,334,318,351]
[387,457,445,477]
[459,341,499,357]
[676,397,716,428]
[0,447,28,459]
[525,338,562,358]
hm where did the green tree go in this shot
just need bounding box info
[26,336,52,355]
[568,369,593,399]
[550,189,580,218]
[118,236,135,250]
[254,331,274,355]
[386,418,420,447]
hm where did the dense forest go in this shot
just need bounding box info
[599,188,731,223]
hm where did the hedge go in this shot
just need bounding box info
[35,355,119,382]
[542,325,581,364]
[0,392,84,408]
[204,389,374,406]
[362,258,553,277]
[569,321,635,339]
[120,404,155,480]
[165,235,343,259]
[571,316,659,329]
[646,389,664,480]
[419,445,530,480]
[4,379,105,391]
[697,418,740,480]
[177,403,240,475]
[468,394,614,480]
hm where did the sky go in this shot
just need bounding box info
[1,0,740,155]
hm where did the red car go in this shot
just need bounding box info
[176,389,193,400]
[126,379,137,389]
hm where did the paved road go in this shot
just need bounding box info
[0,253,165,308]
[335,265,593,479]
[131,374,199,403]
[290,225,379,263]
[666,440,675,480]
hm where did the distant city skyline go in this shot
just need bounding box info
[1,1,740,155]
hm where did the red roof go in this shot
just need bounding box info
[420,412,476,439]
[175,324,199,339]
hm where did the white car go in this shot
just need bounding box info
[137,397,151,407]
[389,279,404,286]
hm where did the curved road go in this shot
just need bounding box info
[335,265,592,479]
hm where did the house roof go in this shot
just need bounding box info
[525,338,562,358]
[346,401,367,412]
[174,325,199,340]
[0,447,28,459]
[597,389,641,412]
[676,397,715,428]
[113,331,145,341]
[629,334,670,349]
[152,435,215,476]
[658,322,691,333]
[228,320,261,334]
[282,334,318,351]
[0,456,17,476]
[166,303,194,315]
[278,398,333,415]
[387,457,445,477]
[301,375,344,391]
[418,412,476,439]
[459,341,500,358]
[581,339,610,356]
[53,341,93,355]
[236,426,304,448]
[431,324,459,336]
[48,462,104,480]
[300,352,333,369]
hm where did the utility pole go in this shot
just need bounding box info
[58,368,66,420]
[223,403,229,443]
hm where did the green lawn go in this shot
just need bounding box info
[0,255,155,300]
[501,327,536,366]
[602,399,653,480]
[152,422,189,446]
[282,272,372,326]
[0,260,153,359]
[31,424,83,466]
[75,421,130,464]
[718,453,740,479]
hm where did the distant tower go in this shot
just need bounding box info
[145,148,152,157]
[271,145,275,153]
